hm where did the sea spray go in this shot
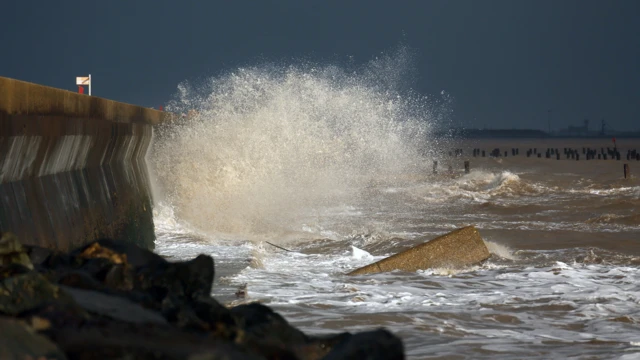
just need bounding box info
[150,52,444,240]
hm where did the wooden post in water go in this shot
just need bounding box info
[433,160,438,174]
[464,160,470,174]
[624,164,630,179]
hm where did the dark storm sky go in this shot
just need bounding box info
[1,0,638,131]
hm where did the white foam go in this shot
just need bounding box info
[205,241,640,358]
[484,240,519,260]
[351,246,373,260]
[150,50,437,241]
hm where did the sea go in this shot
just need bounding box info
[147,58,640,359]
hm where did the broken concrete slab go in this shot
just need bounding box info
[347,226,490,275]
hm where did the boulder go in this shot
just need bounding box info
[23,244,54,266]
[77,242,128,264]
[231,303,351,360]
[59,285,168,325]
[0,272,75,315]
[134,253,215,303]
[292,333,352,360]
[18,301,89,330]
[0,232,33,270]
[0,316,67,360]
[49,321,266,360]
[0,235,409,359]
[73,238,166,268]
[347,226,490,275]
[188,295,237,334]
[231,303,308,345]
[0,263,33,281]
[321,329,405,360]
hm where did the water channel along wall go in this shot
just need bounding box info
[0,76,165,251]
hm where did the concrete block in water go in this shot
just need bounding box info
[347,226,490,275]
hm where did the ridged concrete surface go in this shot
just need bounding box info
[347,226,490,275]
[0,76,159,250]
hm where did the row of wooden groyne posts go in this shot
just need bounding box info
[434,147,638,179]
[467,147,640,161]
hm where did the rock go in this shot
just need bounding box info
[347,225,490,275]
[56,270,110,292]
[0,232,33,270]
[321,329,405,360]
[23,244,54,266]
[59,285,169,325]
[231,303,308,346]
[104,263,134,291]
[78,257,125,281]
[134,253,215,303]
[188,351,264,360]
[292,333,352,360]
[0,232,25,255]
[77,242,128,264]
[175,254,215,299]
[53,269,160,312]
[18,301,90,330]
[0,263,33,281]
[161,294,212,331]
[75,238,166,268]
[0,272,75,315]
[0,237,408,359]
[40,250,76,271]
[49,320,265,360]
[227,303,354,359]
[0,316,67,360]
[189,295,237,333]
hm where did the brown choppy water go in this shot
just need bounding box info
[155,138,640,359]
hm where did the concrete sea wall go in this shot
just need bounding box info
[0,76,164,251]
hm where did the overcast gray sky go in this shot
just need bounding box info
[1,0,638,130]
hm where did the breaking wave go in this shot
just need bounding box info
[405,171,549,205]
[455,171,543,196]
[150,49,443,240]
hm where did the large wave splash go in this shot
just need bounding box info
[151,51,442,240]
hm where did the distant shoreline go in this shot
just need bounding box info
[437,129,640,139]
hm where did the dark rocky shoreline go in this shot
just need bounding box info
[0,232,404,359]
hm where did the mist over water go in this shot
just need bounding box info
[151,50,442,240]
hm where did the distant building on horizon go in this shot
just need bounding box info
[556,119,590,137]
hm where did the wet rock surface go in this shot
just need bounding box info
[0,232,405,359]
